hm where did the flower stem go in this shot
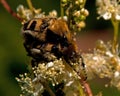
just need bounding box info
[60,0,64,18]
[0,0,23,22]
[111,19,119,54]
[81,81,93,96]
[26,0,34,13]
[82,0,87,7]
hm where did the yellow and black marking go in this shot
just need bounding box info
[22,17,87,81]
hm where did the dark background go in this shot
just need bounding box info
[0,0,120,96]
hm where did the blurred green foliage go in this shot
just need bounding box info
[0,0,120,96]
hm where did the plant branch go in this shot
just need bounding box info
[111,19,119,54]
[81,81,93,96]
[0,0,23,22]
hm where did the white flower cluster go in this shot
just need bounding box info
[16,59,85,96]
[16,5,58,23]
[83,40,120,89]
[17,5,44,23]
[96,0,120,20]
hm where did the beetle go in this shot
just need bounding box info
[22,17,87,80]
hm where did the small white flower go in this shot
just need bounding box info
[115,14,120,20]
[114,71,120,77]
[106,51,113,57]
[66,81,74,86]
[102,12,112,20]
[96,0,120,20]
[49,10,57,17]
[46,62,54,68]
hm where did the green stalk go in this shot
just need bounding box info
[82,0,86,7]
[111,19,119,54]
[26,0,34,13]
[60,0,64,18]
